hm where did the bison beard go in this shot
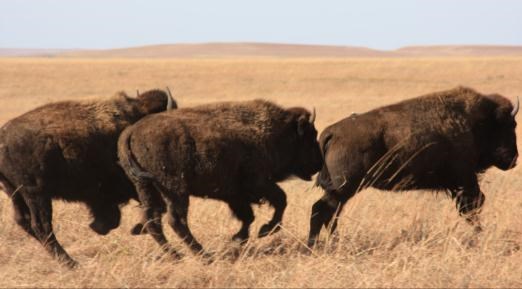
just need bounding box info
[0,89,176,268]
[117,99,322,258]
[308,86,519,247]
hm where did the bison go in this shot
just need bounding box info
[308,87,518,247]
[0,89,176,267]
[118,99,322,257]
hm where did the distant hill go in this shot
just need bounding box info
[59,43,394,58]
[2,43,522,58]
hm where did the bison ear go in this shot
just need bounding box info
[495,106,512,122]
[477,94,517,123]
[297,115,308,136]
[472,97,499,123]
[491,99,514,123]
[495,96,519,121]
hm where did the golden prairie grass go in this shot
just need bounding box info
[0,57,521,288]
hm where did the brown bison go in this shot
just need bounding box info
[118,99,322,257]
[308,87,518,247]
[0,89,176,267]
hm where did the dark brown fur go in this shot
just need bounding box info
[308,87,518,247]
[0,89,176,267]
[118,99,322,257]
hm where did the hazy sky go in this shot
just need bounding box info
[1,0,521,50]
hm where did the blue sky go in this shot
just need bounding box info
[1,0,521,50]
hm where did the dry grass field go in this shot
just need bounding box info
[0,56,521,287]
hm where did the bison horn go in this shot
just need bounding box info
[511,96,519,117]
[166,86,175,110]
[309,107,316,124]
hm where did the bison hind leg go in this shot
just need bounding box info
[12,193,36,238]
[22,188,78,268]
[134,180,182,258]
[0,174,35,237]
[131,196,166,236]
[151,179,208,259]
[307,186,355,248]
[308,196,337,247]
[162,190,205,255]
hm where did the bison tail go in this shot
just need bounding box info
[117,128,154,180]
[315,133,334,190]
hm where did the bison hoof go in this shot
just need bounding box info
[154,250,183,262]
[473,224,483,234]
[167,250,184,261]
[258,223,281,238]
[231,233,249,244]
[130,223,148,235]
[306,238,317,249]
[62,258,79,269]
[171,252,184,260]
[200,251,216,265]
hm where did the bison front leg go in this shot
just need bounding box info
[227,199,255,243]
[257,183,287,238]
[452,177,485,232]
[22,191,78,268]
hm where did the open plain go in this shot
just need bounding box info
[0,56,521,287]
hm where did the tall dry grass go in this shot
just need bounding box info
[0,57,521,287]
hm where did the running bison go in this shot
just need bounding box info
[308,86,519,247]
[118,99,322,257]
[0,89,176,267]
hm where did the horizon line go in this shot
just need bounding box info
[2,42,522,51]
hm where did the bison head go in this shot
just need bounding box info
[285,107,323,181]
[136,87,177,114]
[475,94,518,171]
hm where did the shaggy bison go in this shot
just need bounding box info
[118,99,322,257]
[308,87,518,247]
[0,89,176,267]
